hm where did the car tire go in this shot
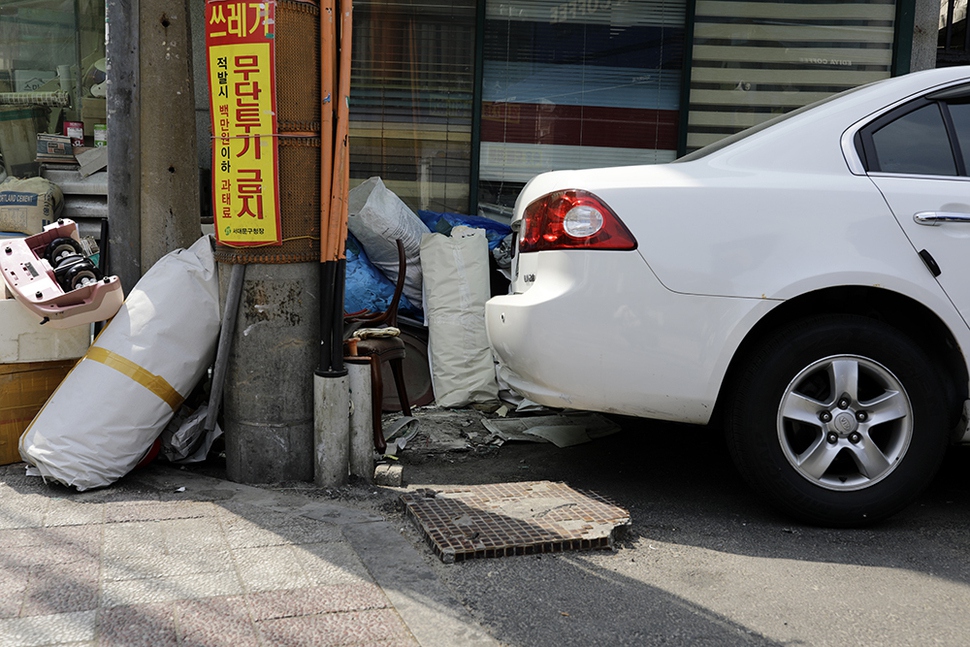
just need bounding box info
[726,314,951,526]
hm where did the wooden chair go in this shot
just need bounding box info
[344,239,412,453]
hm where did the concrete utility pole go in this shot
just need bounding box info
[105,0,140,292]
[139,0,201,265]
[222,263,319,484]
[201,1,324,484]
[106,0,199,291]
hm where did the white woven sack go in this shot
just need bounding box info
[421,226,498,407]
[19,236,221,490]
[347,176,426,308]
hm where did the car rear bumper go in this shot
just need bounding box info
[485,250,776,423]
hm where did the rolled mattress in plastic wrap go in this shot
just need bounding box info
[19,236,221,490]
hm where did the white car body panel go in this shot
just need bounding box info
[487,250,777,422]
[487,67,970,425]
[869,174,970,327]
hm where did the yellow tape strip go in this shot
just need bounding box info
[85,347,184,411]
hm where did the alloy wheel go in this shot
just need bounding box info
[776,354,913,491]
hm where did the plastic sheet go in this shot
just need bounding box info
[347,177,429,309]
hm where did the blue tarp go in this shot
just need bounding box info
[344,233,420,318]
[418,210,511,251]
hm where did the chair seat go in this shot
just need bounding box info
[355,336,406,360]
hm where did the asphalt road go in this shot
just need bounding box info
[397,416,970,647]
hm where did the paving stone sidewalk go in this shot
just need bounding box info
[0,462,499,647]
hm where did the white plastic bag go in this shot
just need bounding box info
[420,226,498,407]
[159,404,223,465]
[347,176,427,308]
[19,236,221,490]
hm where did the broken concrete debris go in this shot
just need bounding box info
[374,463,404,487]
[481,413,621,448]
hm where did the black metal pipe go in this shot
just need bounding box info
[963,2,970,54]
[329,257,346,374]
[946,0,955,50]
[317,260,336,375]
[98,218,109,276]
[317,259,347,377]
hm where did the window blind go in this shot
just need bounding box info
[350,0,477,213]
[686,0,896,152]
[480,0,686,210]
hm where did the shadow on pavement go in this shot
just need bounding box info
[2,406,969,646]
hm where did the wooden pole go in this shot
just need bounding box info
[317,0,352,376]
[320,0,335,261]
[327,0,353,262]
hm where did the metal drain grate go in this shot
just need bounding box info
[400,481,631,563]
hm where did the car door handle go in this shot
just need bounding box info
[913,211,970,226]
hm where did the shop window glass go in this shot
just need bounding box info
[350,0,477,214]
[0,0,105,177]
[480,0,686,212]
[686,0,896,153]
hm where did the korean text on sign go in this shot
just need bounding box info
[204,0,281,247]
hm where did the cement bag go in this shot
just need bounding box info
[19,236,221,490]
[420,226,498,407]
[0,177,64,235]
[347,177,428,309]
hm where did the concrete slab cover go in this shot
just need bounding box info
[400,480,631,563]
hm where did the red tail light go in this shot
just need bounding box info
[519,190,637,253]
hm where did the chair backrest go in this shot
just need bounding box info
[345,238,406,330]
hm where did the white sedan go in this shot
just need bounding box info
[485,66,970,526]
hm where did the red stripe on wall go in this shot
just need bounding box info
[481,102,679,150]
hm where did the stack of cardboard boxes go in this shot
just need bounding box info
[0,280,89,465]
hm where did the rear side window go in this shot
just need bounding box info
[946,102,970,173]
[869,104,956,176]
[856,83,970,177]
